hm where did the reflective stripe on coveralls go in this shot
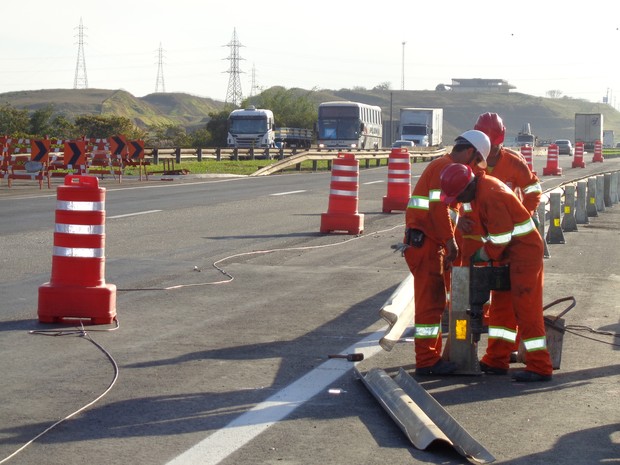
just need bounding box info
[415,324,441,338]
[488,326,517,342]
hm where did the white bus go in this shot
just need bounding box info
[227,106,275,148]
[317,101,383,150]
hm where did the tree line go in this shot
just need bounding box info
[0,87,318,148]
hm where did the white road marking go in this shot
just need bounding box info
[166,329,386,465]
[107,210,162,219]
[270,190,307,196]
[363,180,384,185]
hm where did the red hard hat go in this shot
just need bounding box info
[440,163,475,204]
[474,112,505,146]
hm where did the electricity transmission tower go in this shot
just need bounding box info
[249,63,260,97]
[224,28,244,106]
[73,18,88,89]
[155,42,166,93]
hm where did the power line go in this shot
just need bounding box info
[155,42,166,93]
[223,28,244,106]
[73,18,88,89]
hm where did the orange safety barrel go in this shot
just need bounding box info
[382,147,411,213]
[38,175,116,324]
[320,153,364,234]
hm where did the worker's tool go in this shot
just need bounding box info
[469,263,510,341]
[448,263,510,375]
[328,353,364,362]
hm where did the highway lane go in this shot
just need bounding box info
[0,155,619,465]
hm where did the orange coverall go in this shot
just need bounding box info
[404,154,455,369]
[456,148,542,368]
[467,173,552,376]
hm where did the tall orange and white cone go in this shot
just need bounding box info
[320,153,364,234]
[572,142,586,168]
[38,175,116,324]
[592,140,604,163]
[382,147,411,213]
[520,144,536,175]
[542,144,562,176]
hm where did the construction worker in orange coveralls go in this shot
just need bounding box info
[456,113,543,375]
[402,130,490,376]
[440,163,553,382]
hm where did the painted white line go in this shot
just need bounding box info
[270,190,307,196]
[166,328,386,465]
[107,210,162,219]
[363,180,384,185]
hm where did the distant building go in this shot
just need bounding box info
[438,78,516,93]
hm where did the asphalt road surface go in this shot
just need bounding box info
[1,154,618,465]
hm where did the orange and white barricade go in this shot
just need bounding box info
[542,144,562,176]
[592,140,604,163]
[572,142,586,168]
[382,148,411,213]
[38,175,116,324]
[520,144,536,174]
[320,153,364,234]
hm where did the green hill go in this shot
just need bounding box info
[0,88,226,129]
[1,87,619,145]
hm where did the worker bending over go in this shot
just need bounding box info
[440,163,553,382]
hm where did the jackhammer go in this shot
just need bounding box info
[469,263,511,342]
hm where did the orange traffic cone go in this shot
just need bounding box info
[520,144,536,175]
[382,147,411,213]
[572,142,586,168]
[542,144,563,176]
[320,153,364,234]
[38,175,117,324]
[592,140,604,163]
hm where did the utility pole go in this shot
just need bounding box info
[155,42,166,93]
[73,18,88,89]
[224,28,244,106]
[401,41,406,91]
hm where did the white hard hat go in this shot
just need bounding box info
[455,130,491,168]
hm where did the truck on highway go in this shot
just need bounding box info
[227,107,275,148]
[575,113,604,150]
[227,107,313,149]
[274,127,313,149]
[397,108,443,147]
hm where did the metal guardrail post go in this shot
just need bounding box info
[197,147,202,162]
[279,147,284,160]
[175,147,181,163]
[312,160,318,171]
[250,147,255,160]
[153,148,159,164]
[233,148,238,161]
[216,147,221,161]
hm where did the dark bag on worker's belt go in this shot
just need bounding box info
[405,228,425,248]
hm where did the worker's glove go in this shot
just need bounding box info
[391,243,410,256]
[471,247,490,263]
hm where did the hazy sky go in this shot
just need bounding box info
[1,1,618,107]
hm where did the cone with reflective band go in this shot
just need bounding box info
[572,142,586,168]
[592,140,604,163]
[520,144,536,174]
[382,148,411,213]
[320,153,364,234]
[542,144,562,176]
[38,175,116,324]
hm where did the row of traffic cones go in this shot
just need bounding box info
[320,148,412,235]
